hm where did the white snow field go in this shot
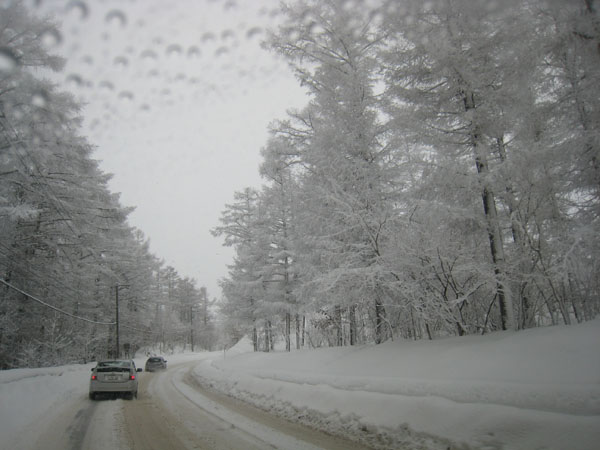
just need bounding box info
[1,319,599,450]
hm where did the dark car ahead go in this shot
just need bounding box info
[89,359,142,400]
[145,356,167,372]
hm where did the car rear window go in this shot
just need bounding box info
[96,361,131,372]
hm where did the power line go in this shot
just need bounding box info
[0,278,116,325]
[0,243,100,303]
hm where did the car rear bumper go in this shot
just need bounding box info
[90,380,137,393]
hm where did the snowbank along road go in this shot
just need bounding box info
[17,359,366,450]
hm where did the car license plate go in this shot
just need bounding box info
[106,375,117,381]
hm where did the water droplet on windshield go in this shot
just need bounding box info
[246,27,262,39]
[187,46,201,58]
[118,91,134,101]
[31,91,49,108]
[141,49,157,60]
[65,1,89,19]
[0,47,19,74]
[105,9,127,27]
[224,0,237,10]
[166,44,182,57]
[99,80,114,90]
[40,28,62,49]
[215,46,229,57]
[221,29,235,41]
[65,73,83,87]
[113,56,129,67]
[201,32,216,43]
[307,21,325,36]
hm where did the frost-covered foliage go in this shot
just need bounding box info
[0,2,215,368]
[214,0,600,349]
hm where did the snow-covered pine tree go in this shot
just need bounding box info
[268,0,394,345]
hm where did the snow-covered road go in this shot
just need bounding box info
[123,360,363,449]
[0,356,365,450]
[1,320,599,449]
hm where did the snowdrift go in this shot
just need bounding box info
[192,320,600,449]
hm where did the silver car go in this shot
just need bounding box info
[145,356,167,372]
[89,360,142,400]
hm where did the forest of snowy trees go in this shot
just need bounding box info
[213,0,599,351]
[0,2,216,368]
[1,0,598,366]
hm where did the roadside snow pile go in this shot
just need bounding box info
[193,320,600,450]
[0,363,94,444]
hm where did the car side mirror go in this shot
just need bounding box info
[91,368,94,372]
[137,368,142,372]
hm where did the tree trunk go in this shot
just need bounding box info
[295,314,301,349]
[334,305,343,346]
[302,315,306,347]
[466,94,515,330]
[349,304,357,346]
[409,306,417,340]
[375,297,386,344]
[285,312,291,352]
[425,322,433,340]
[496,136,533,330]
[478,170,515,331]
[264,321,271,352]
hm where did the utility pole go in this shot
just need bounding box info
[115,285,119,358]
[190,304,194,352]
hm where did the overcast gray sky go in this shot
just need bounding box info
[33,0,308,297]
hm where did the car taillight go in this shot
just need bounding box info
[130,374,135,380]
[91,374,97,380]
